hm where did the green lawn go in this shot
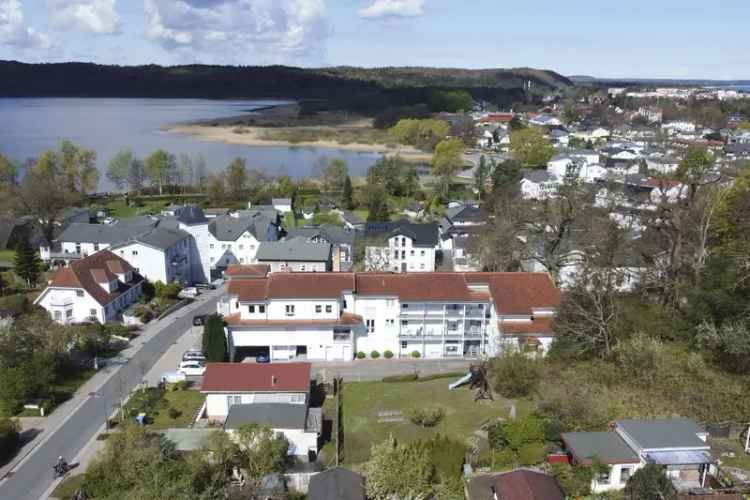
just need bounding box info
[339,378,525,465]
[147,388,205,430]
[100,199,168,219]
[0,249,16,263]
[711,438,750,471]
[51,474,86,500]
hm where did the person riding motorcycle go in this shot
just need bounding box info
[53,456,68,476]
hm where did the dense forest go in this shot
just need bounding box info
[0,61,571,113]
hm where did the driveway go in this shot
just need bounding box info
[0,290,222,500]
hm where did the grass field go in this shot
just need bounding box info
[337,378,527,465]
[99,199,168,219]
[51,474,85,499]
[147,388,205,430]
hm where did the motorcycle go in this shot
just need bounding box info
[53,461,70,479]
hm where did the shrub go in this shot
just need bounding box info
[382,373,419,383]
[167,407,181,420]
[166,380,188,392]
[383,350,394,359]
[518,442,547,466]
[489,351,542,398]
[356,351,366,359]
[411,350,421,358]
[370,350,380,359]
[405,406,445,427]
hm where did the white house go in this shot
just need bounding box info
[200,362,321,459]
[254,238,332,272]
[364,222,438,273]
[207,214,279,280]
[272,198,293,214]
[521,170,559,200]
[563,418,712,494]
[217,269,561,362]
[35,250,144,324]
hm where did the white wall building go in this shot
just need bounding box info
[35,250,143,324]
[207,214,279,280]
[364,222,438,273]
[218,270,561,362]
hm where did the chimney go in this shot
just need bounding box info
[271,375,277,386]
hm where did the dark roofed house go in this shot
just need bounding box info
[286,224,356,271]
[466,469,564,500]
[339,211,365,230]
[255,238,332,273]
[308,468,365,500]
[364,221,439,272]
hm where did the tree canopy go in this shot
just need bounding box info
[510,127,555,167]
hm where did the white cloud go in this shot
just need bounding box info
[144,0,330,65]
[0,0,51,49]
[359,0,424,19]
[49,0,121,35]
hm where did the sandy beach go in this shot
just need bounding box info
[167,124,432,162]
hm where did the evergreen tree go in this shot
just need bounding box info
[342,175,354,210]
[624,463,677,500]
[14,238,41,287]
[203,314,227,362]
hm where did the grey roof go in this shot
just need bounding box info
[237,208,281,222]
[122,226,190,251]
[209,215,276,242]
[272,198,292,205]
[340,211,365,225]
[365,220,438,247]
[522,169,553,183]
[561,431,639,464]
[57,221,156,244]
[308,468,366,500]
[256,238,332,262]
[286,225,356,247]
[445,204,488,224]
[616,418,708,451]
[224,403,308,430]
[176,205,208,225]
[115,215,160,227]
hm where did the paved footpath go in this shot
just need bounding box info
[0,289,222,500]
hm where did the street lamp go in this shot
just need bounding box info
[89,391,108,432]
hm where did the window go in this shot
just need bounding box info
[76,290,84,297]
[93,243,99,251]
[239,245,244,250]
[401,250,406,259]
[420,250,425,256]
[227,395,242,407]
[448,321,459,331]
[66,309,73,319]
[410,250,415,256]
[420,263,425,270]
[132,250,138,256]
[210,257,215,262]
[89,308,97,317]
[250,245,255,250]
[386,319,394,326]
[315,305,322,313]
[620,467,631,484]
[402,304,409,309]
[301,265,306,271]
[75,244,81,254]
[596,470,610,485]
[342,299,348,309]
[249,305,255,313]
[210,244,214,249]
[366,319,375,333]
[401,237,406,247]
[401,320,409,326]
[401,341,407,349]
[286,305,295,316]
[259,305,265,313]
[54,311,62,320]
[326,305,332,313]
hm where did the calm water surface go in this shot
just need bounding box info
[0,98,381,188]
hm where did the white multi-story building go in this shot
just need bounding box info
[217,269,561,362]
[35,250,144,324]
[206,214,279,280]
[365,222,438,273]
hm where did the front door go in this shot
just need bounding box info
[401,263,407,272]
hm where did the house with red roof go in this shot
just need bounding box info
[200,362,321,459]
[217,266,561,362]
[34,250,144,324]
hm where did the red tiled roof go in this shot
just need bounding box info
[644,177,682,189]
[479,113,513,123]
[493,470,564,500]
[224,264,270,278]
[499,317,554,335]
[200,362,311,393]
[46,250,142,306]
[225,272,560,315]
[224,312,362,328]
[267,272,355,299]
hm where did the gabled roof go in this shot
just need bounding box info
[111,226,190,252]
[308,468,366,500]
[201,362,311,393]
[365,220,438,247]
[209,215,276,242]
[499,317,554,335]
[176,205,208,225]
[286,225,356,246]
[43,250,142,306]
[444,205,488,224]
[57,221,156,244]
[224,264,270,279]
[493,470,565,500]
[256,238,332,262]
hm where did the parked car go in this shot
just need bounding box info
[192,314,207,326]
[256,354,270,364]
[182,349,206,362]
[178,287,199,299]
[177,362,206,376]
[194,283,216,290]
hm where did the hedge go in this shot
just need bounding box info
[370,350,380,359]
[383,350,394,359]
[356,351,366,359]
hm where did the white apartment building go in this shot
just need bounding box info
[365,222,438,273]
[35,250,144,324]
[218,269,561,362]
[206,214,279,280]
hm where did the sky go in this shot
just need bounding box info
[0,0,748,80]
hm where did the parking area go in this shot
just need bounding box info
[143,321,204,387]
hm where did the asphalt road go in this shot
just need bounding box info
[0,294,220,500]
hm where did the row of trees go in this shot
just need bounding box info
[106,149,209,195]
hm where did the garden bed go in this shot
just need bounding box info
[121,384,205,430]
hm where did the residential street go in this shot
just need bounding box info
[0,290,222,500]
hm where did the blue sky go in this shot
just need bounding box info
[0,0,747,79]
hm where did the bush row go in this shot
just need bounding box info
[355,349,420,359]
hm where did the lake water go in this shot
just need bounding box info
[0,98,383,189]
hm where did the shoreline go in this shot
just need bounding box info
[166,124,433,162]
